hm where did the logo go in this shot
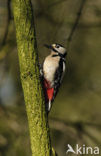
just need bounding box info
[66,144,99,155]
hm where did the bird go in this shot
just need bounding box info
[40,43,67,113]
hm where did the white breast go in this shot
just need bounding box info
[43,55,60,86]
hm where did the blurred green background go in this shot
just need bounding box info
[0,0,101,156]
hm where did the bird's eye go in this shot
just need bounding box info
[55,45,60,48]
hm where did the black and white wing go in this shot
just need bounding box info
[52,58,66,101]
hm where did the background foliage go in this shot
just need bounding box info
[0,0,101,155]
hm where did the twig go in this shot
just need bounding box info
[0,0,11,49]
[67,0,86,45]
[50,117,101,129]
[50,117,101,145]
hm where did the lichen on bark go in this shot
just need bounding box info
[12,0,52,155]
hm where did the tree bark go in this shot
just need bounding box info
[12,0,52,155]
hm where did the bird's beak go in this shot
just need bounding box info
[44,44,53,50]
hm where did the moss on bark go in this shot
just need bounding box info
[12,0,52,155]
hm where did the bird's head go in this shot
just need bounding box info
[44,43,67,57]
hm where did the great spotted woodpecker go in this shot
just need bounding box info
[40,43,67,113]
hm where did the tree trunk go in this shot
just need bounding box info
[12,0,52,155]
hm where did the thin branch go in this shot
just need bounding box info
[0,0,11,49]
[50,117,101,145]
[50,117,101,129]
[67,0,86,44]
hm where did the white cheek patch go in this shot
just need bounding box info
[55,47,66,54]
